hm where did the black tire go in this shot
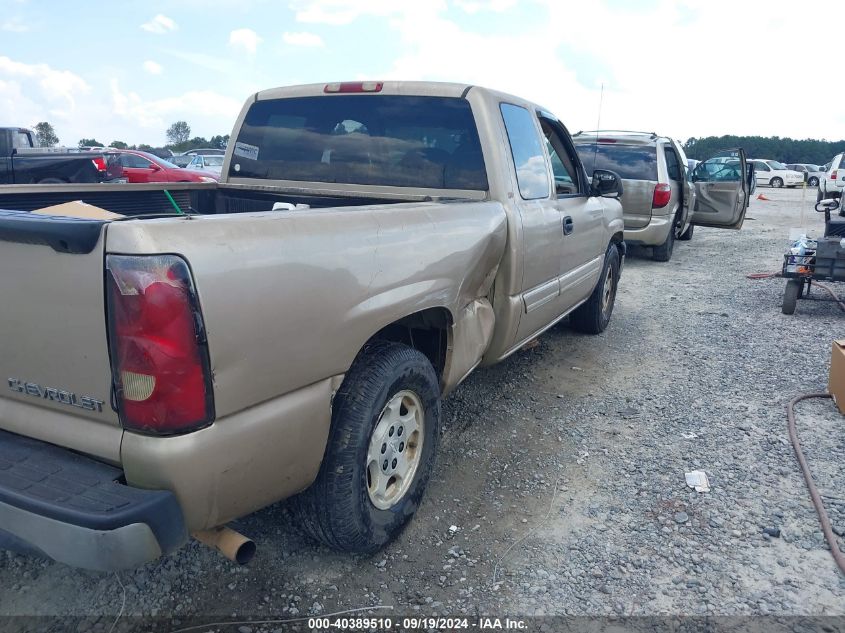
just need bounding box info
[570,244,620,334]
[678,222,694,241]
[652,221,676,262]
[37,177,64,184]
[808,177,819,187]
[782,279,800,315]
[290,341,441,553]
[771,177,783,188]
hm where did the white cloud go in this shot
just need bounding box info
[109,80,242,141]
[282,31,325,47]
[229,28,262,54]
[142,60,163,75]
[455,0,517,14]
[292,0,400,25]
[140,14,177,34]
[291,0,842,140]
[0,56,90,110]
[1,17,29,32]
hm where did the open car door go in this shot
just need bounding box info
[690,149,749,229]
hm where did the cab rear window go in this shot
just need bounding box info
[575,144,658,181]
[231,95,488,190]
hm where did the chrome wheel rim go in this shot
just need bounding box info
[366,390,424,510]
[601,265,615,315]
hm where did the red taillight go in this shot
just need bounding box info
[324,81,383,93]
[652,183,671,209]
[106,255,213,435]
[92,157,107,172]
[833,172,838,180]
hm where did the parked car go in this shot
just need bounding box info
[785,163,824,187]
[182,148,225,156]
[170,155,193,168]
[573,131,751,262]
[0,80,634,571]
[748,159,803,188]
[105,149,217,183]
[818,153,845,207]
[187,154,224,177]
[0,127,107,184]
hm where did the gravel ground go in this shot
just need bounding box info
[1,186,843,630]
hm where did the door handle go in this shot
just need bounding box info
[563,216,574,235]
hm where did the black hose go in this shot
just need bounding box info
[786,392,845,574]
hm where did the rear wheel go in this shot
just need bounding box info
[808,176,819,187]
[771,177,783,188]
[782,279,801,315]
[652,218,676,262]
[290,341,440,553]
[570,244,620,334]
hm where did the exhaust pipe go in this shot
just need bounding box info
[192,526,255,565]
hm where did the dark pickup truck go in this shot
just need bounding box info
[0,127,106,184]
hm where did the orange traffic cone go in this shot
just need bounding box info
[757,193,770,201]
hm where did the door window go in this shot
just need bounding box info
[122,154,153,169]
[11,131,32,149]
[664,146,682,181]
[538,116,582,196]
[500,103,550,200]
[693,153,742,182]
[754,161,770,172]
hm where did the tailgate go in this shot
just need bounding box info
[0,210,121,461]
[620,179,655,229]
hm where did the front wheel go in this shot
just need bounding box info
[771,177,783,188]
[570,244,620,334]
[290,341,441,553]
[678,222,694,241]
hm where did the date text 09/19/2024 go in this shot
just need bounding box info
[307,617,527,630]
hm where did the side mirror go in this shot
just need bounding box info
[591,169,623,198]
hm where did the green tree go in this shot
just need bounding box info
[166,121,191,145]
[110,140,129,149]
[34,122,59,147]
[684,135,845,166]
[210,134,230,150]
[77,138,102,148]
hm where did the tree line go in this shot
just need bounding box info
[684,135,845,166]
[31,120,229,155]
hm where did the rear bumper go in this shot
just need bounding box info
[0,429,186,571]
[624,215,671,247]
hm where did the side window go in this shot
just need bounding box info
[664,146,681,181]
[11,131,32,149]
[125,154,152,169]
[500,103,550,200]
[754,161,769,172]
[539,116,582,196]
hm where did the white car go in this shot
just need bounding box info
[785,163,824,187]
[749,159,804,188]
[818,153,845,202]
[187,154,224,177]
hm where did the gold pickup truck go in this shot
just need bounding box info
[0,81,626,570]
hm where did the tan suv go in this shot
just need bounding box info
[573,131,751,262]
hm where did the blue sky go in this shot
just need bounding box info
[1,0,840,147]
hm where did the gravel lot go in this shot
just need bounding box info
[1,186,843,630]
